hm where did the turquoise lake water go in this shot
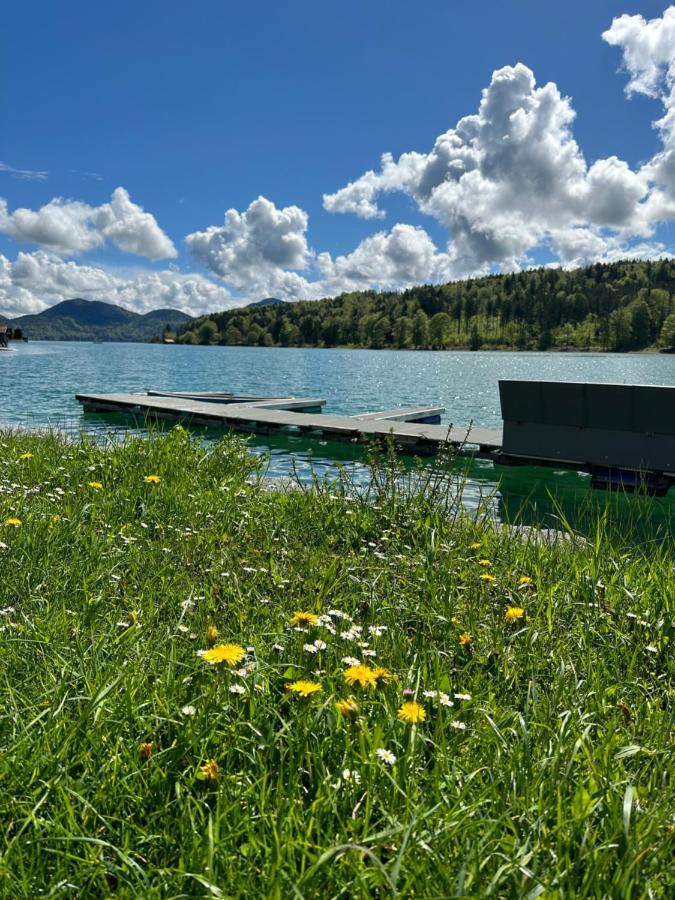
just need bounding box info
[1,341,674,535]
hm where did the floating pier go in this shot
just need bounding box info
[75,380,675,495]
[76,390,501,453]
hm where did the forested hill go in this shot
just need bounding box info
[176,259,675,351]
[2,299,190,342]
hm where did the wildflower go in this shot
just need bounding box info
[469,542,482,550]
[342,768,361,784]
[206,625,219,642]
[459,632,472,646]
[423,690,439,699]
[368,625,387,636]
[139,742,153,759]
[376,748,397,765]
[4,518,21,527]
[518,576,533,585]
[344,664,378,689]
[479,573,496,582]
[372,666,395,683]
[128,610,139,625]
[335,696,359,718]
[450,720,467,730]
[200,643,246,666]
[645,644,658,654]
[229,684,245,694]
[286,680,322,697]
[51,515,61,524]
[342,656,361,667]
[290,611,319,627]
[505,606,525,624]
[397,701,426,724]
[454,692,472,701]
[198,758,219,783]
[478,559,491,567]
[362,648,377,658]
[313,639,327,650]
[181,704,196,716]
[439,694,454,707]
[144,474,161,484]
[19,452,33,460]
[303,643,319,654]
[87,481,103,490]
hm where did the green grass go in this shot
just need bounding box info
[0,428,672,898]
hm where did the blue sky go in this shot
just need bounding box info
[2,1,675,316]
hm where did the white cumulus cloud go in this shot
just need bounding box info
[318,224,451,293]
[322,42,674,276]
[0,187,176,260]
[604,7,675,225]
[186,196,313,299]
[187,195,453,299]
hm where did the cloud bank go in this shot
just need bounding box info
[0,251,233,318]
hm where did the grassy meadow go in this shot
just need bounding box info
[0,428,672,897]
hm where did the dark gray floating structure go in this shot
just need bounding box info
[76,380,675,495]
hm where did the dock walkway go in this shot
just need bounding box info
[75,391,502,454]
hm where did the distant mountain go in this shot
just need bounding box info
[247,297,286,307]
[1,299,191,342]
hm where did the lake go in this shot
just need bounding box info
[2,342,674,535]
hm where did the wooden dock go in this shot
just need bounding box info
[75,391,503,455]
[75,382,675,494]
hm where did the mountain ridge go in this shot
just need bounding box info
[1,298,191,342]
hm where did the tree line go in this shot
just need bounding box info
[173,259,675,352]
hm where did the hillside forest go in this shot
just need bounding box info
[173,260,675,352]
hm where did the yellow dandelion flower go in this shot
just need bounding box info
[4,518,21,527]
[144,474,161,484]
[519,576,533,585]
[479,573,496,582]
[201,643,246,666]
[286,680,322,697]
[459,632,472,646]
[289,611,319,627]
[469,541,482,550]
[335,697,359,718]
[344,664,379,689]
[206,625,219,642]
[88,481,103,490]
[372,666,395,683]
[478,559,491,567]
[198,758,219,783]
[397,701,426,724]
[505,606,525,623]
[139,742,153,759]
[19,452,33,460]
